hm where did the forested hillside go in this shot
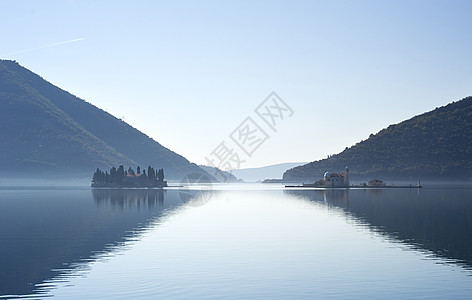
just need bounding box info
[283,97,472,182]
[0,60,203,179]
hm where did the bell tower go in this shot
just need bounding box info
[344,167,350,186]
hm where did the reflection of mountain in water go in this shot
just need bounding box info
[0,188,183,298]
[286,188,472,269]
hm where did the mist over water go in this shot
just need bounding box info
[1,185,471,299]
[0,177,91,188]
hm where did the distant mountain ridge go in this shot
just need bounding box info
[0,60,203,179]
[199,165,242,182]
[231,162,307,182]
[283,97,472,182]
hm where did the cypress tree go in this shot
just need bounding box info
[148,166,154,179]
[118,165,125,181]
[157,169,164,181]
[110,167,117,183]
[128,167,135,176]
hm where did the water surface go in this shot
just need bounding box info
[0,185,471,299]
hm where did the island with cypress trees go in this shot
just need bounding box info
[91,165,167,188]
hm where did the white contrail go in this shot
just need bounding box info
[1,38,86,56]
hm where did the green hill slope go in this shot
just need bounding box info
[283,97,472,182]
[0,60,203,179]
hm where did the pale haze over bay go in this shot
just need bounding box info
[2,0,471,168]
[2,2,472,299]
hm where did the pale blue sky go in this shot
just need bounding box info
[1,0,471,168]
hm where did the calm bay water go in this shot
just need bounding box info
[0,185,471,299]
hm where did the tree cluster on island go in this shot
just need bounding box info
[92,165,167,187]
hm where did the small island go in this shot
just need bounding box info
[285,167,422,188]
[91,165,167,188]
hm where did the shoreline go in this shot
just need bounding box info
[285,184,423,189]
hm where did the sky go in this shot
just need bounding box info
[1,0,471,169]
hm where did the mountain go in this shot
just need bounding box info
[283,97,472,182]
[0,60,204,179]
[231,162,307,182]
[199,165,242,182]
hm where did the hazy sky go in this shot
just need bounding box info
[1,0,471,168]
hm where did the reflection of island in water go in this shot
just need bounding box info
[93,188,166,209]
[286,188,472,270]
[0,188,183,298]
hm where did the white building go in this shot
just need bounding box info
[321,167,350,187]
